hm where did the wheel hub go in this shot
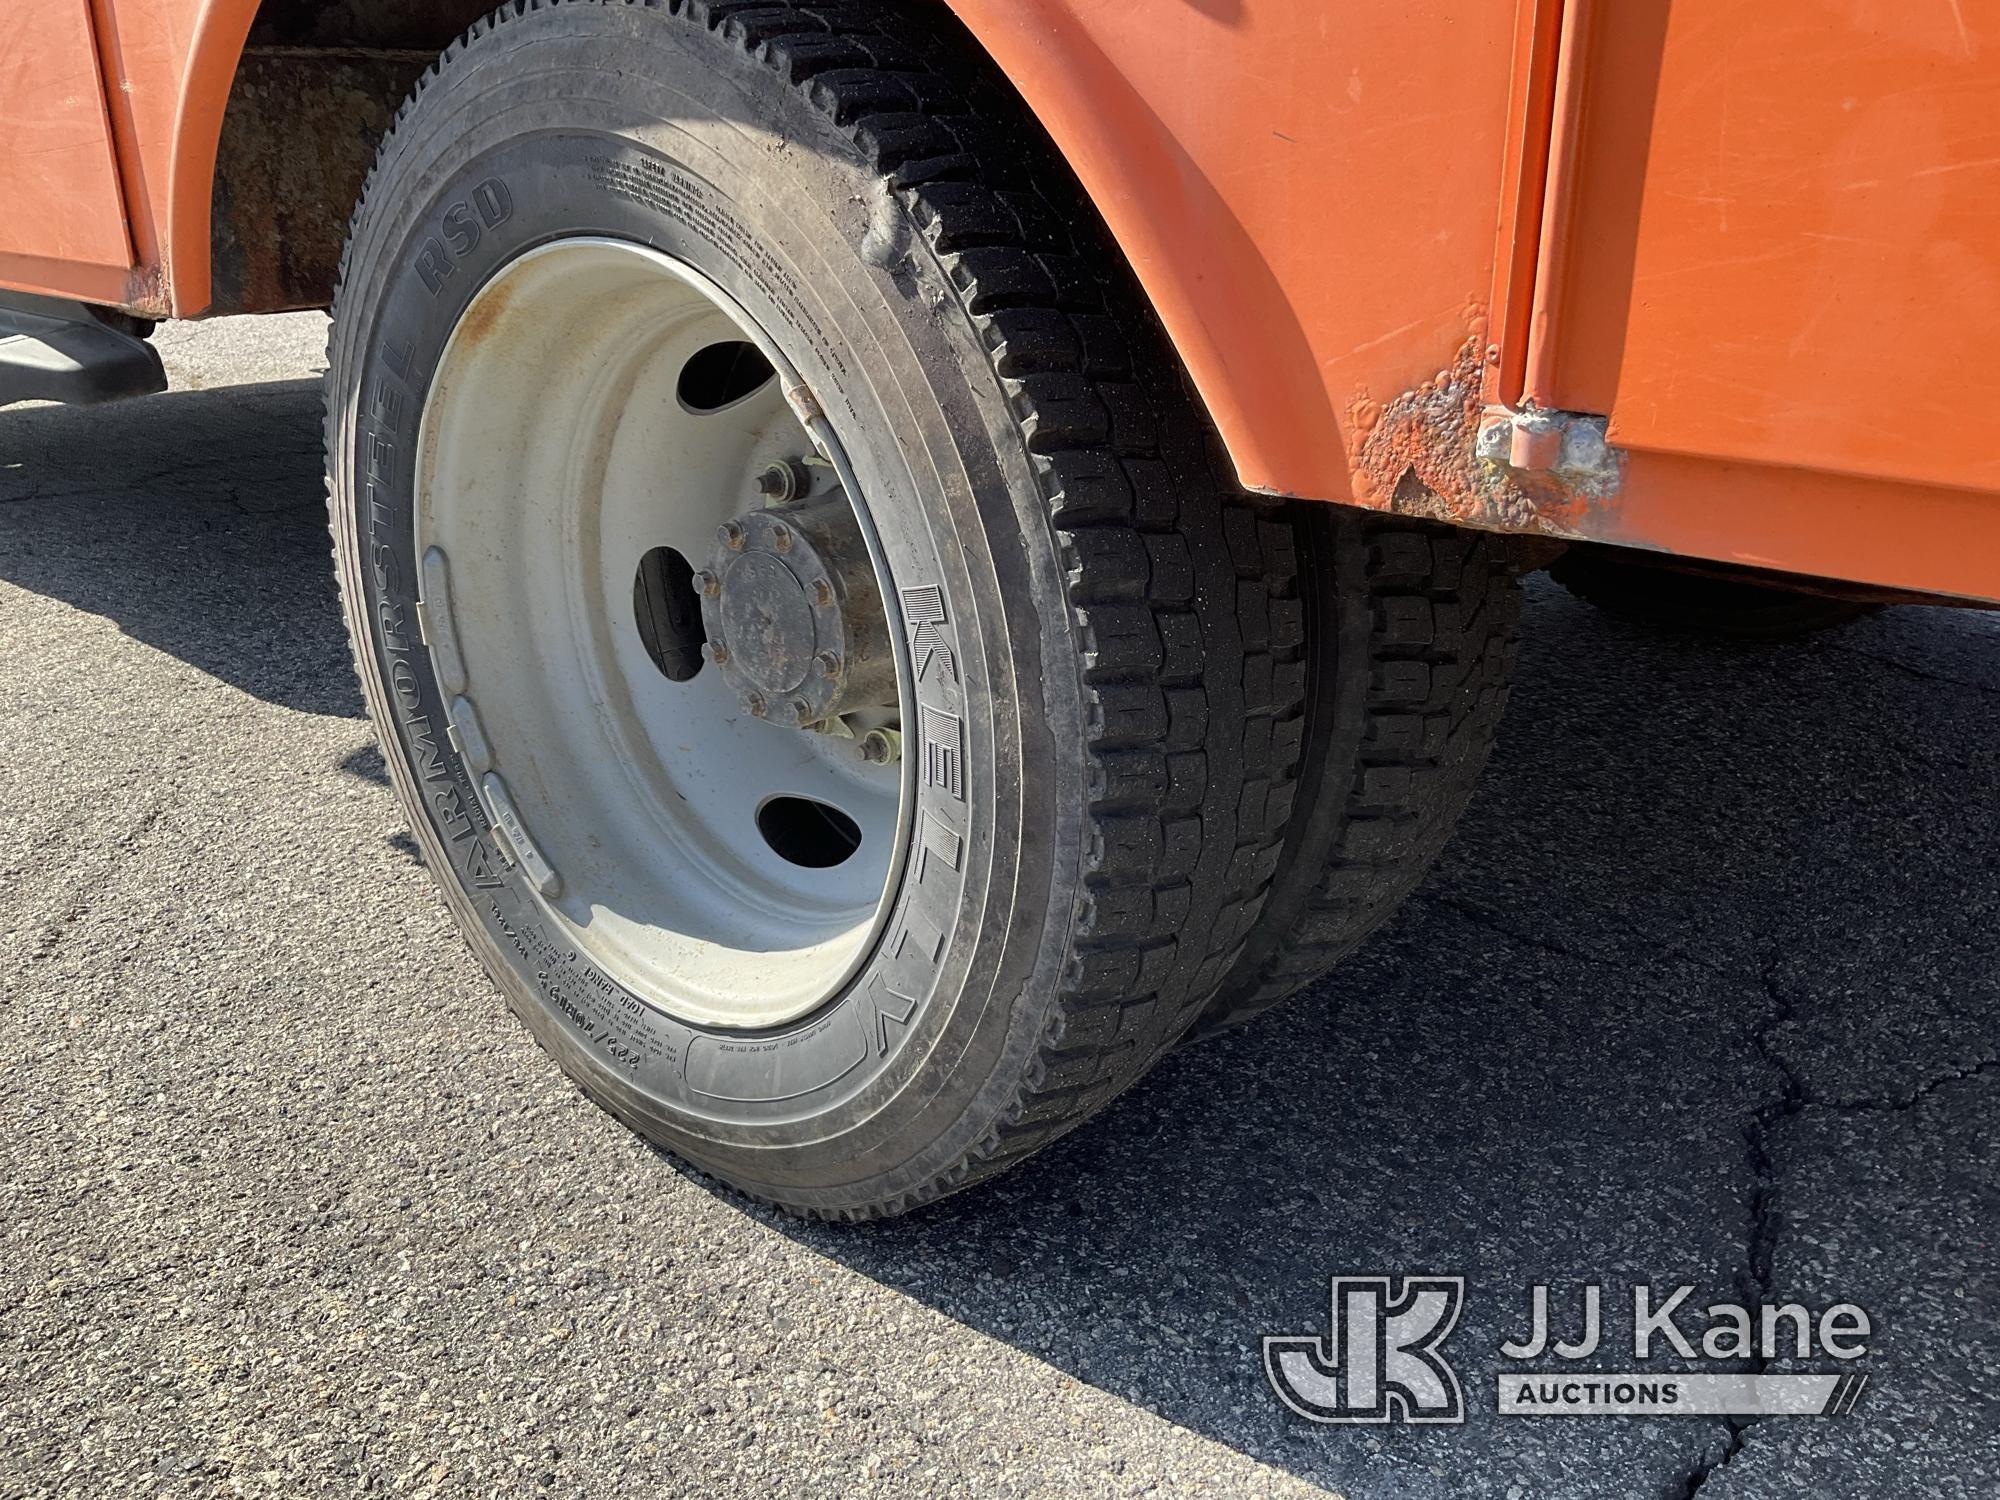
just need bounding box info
[699,497,897,729]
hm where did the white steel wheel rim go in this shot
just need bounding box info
[413,237,911,1030]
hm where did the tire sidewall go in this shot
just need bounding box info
[327,9,1085,1205]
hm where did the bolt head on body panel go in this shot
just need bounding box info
[1509,410,1565,471]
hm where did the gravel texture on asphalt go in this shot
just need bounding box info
[1,315,1993,1498]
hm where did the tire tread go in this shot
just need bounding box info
[326,0,1308,1218]
[1191,519,1520,1039]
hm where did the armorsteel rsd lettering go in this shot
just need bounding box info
[364,337,485,858]
[364,364,411,651]
[418,177,515,294]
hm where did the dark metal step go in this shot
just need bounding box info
[0,294,167,409]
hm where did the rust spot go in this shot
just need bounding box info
[453,277,515,351]
[1347,332,1606,537]
[209,49,432,315]
[120,262,171,321]
[1349,334,1529,527]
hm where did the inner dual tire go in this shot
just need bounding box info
[327,0,1311,1218]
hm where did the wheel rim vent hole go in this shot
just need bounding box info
[633,546,706,682]
[757,796,863,869]
[678,340,776,412]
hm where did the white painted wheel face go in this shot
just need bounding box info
[414,238,909,1029]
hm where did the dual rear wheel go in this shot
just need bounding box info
[326,0,1518,1217]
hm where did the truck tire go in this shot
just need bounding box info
[324,0,1305,1218]
[1550,548,1878,639]
[1188,515,1520,1040]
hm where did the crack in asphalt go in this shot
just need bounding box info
[23,797,169,962]
[1669,963,1796,1498]
[1758,967,1999,1114]
[1827,642,2000,700]
[1431,892,1741,981]
[1793,1054,2000,1114]
[1425,887,1987,1497]
[1431,892,1897,1498]
[1673,963,1999,1497]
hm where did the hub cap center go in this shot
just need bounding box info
[700,497,896,728]
[717,551,815,695]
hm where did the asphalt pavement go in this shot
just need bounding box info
[1,314,1994,1498]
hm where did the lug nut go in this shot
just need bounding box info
[812,578,834,607]
[813,650,841,678]
[756,459,810,502]
[718,522,746,551]
[694,569,720,598]
[791,698,815,721]
[742,691,767,718]
[858,727,902,765]
[770,523,793,552]
[708,643,730,665]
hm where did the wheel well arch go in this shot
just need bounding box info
[176,1,496,316]
[175,0,1316,487]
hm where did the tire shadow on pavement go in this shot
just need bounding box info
[10,372,1994,1497]
[0,380,361,718]
[760,585,2000,1500]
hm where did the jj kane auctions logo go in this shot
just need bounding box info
[1266,1277,1873,1423]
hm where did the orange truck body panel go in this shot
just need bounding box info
[1538,0,2000,497]
[0,4,134,274]
[4,1,1999,602]
[0,0,249,312]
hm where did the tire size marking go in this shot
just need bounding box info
[580,151,847,389]
[489,904,680,1077]
[364,360,414,654]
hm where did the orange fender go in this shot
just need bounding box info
[143,0,1519,501]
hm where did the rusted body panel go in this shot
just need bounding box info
[939,0,1522,504]
[3,0,1999,603]
[0,2,471,318]
[208,49,428,314]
